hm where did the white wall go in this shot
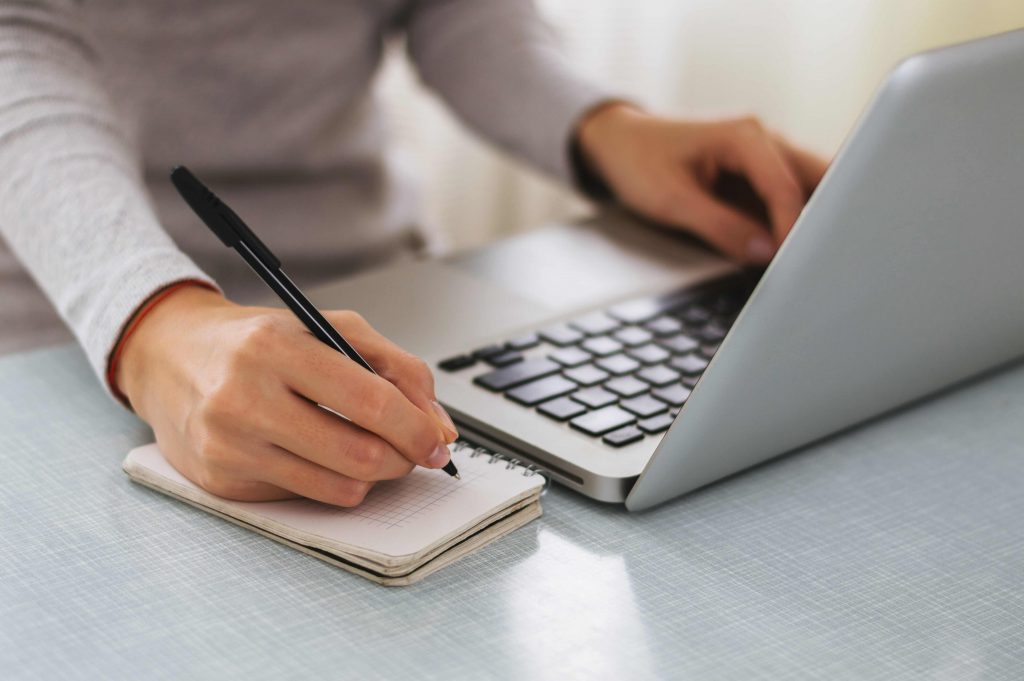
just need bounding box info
[378,0,1024,252]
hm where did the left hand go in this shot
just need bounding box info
[575,103,829,264]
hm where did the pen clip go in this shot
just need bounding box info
[170,165,281,269]
[219,207,281,270]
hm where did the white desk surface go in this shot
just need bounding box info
[2,345,1023,680]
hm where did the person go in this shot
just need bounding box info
[0,1,827,507]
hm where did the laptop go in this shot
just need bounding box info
[308,29,1024,511]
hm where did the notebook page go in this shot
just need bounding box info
[126,442,543,560]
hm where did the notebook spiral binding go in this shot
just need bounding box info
[452,440,551,494]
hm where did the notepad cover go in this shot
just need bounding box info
[123,442,544,585]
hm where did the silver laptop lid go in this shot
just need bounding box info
[628,29,1024,510]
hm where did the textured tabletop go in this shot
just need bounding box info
[2,345,1023,680]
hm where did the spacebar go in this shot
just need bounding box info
[473,358,561,392]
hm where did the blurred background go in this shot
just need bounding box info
[377,0,1024,253]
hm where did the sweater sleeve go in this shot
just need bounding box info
[404,0,621,185]
[0,1,216,395]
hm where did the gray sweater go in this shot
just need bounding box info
[0,0,610,389]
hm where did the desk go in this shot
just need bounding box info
[2,345,1023,680]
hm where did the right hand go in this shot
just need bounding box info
[116,286,458,507]
[575,105,829,264]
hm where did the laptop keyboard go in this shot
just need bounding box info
[437,272,759,448]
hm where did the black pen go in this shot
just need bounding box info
[170,165,460,479]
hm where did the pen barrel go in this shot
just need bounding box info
[234,241,376,374]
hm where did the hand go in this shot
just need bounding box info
[116,286,458,506]
[576,103,829,264]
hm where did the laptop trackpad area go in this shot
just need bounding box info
[448,219,730,313]
[307,259,554,358]
[307,217,730,359]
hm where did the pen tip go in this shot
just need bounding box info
[454,473,461,480]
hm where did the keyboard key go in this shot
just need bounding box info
[548,346,593,367]
[507,333,540,350]
[607,275,752,327]
[678,321,707,338]
[680,305,712,324]
[580,336,624,357]
[658,334,700,354]
[627,343,671,365]
[570,405,636,436]
[644,316,684,336]
[700,323,729,342]
[595,353,641,376]
[699,342,720,358]
[539,324,585,347]
[681,375,700,388]
[710,311,738,327]
[710,292,744,315]
[506,375,578,406]
[474,358,560,392]
[537,396,588,421]
[605,375,650,397]
[669,353,708,375]
[438,354,476,372]
[563,363,610,386]
[486,350,524,367]
[607,297,665,324]
[620,394,669,418]
[670,406,682,416]
[472,344,506,359]
[603,425,645,447]
[611,326,654,347]
[637,364,682,387]
[637,413,675,434]
[570,386,618,409]
[651,382,692,407]
[569,311,621,336]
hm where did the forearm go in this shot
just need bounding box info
[0,1,215,394]
[405,0,621,185]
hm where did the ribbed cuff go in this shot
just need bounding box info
[77,247,219,403]
[534,83,624,186]
[105,279,218,409]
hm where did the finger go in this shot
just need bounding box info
[714,120,806,243]
[201,478,298,502]
[165,436,303,503]
[323,310,457,441]
[664,175,777,264]
[157,430,299,503]
[282,333,452,470]
[324,311,435,399]
[773,134,829,195]
[255,443,377,508]
[260,392,415,481]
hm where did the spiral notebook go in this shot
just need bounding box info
[123,441,545,586]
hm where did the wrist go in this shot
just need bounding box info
[575,101,648,179]
[114,284,227,411]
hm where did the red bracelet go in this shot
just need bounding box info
[106,280,217,408]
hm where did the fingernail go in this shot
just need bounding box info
[430,400,459,441]
[426,443,451,469]
[746,234,776,264]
